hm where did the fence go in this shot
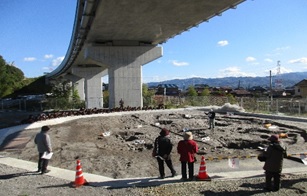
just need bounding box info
[233,97,307,115]
[0,98,84,112]
[0,99,44,111]
[153,95,307,116]
[1,96,306,116]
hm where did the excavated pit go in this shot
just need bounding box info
[1,109,306,179]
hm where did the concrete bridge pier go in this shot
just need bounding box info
[72,67,104,109]
[85,46,162,108]
[64,74,85,101]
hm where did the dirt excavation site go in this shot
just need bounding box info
[1,105,307,179]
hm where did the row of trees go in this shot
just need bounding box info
[0,55,234,109]
[0,55,154,109]
[0,56,33,98]
[0,55,56,99]
[0,55,81,109]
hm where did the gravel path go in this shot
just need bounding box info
[1,163,307,196]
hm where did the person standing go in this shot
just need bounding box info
[119,98,124,110]
[34,125,52,174]
[205,109,215,129]
[152,128,177,179]
[177,132,198,181]
[262,134,287,192]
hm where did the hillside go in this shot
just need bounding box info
[147,72,307,89]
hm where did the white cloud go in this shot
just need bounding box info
[44,54,54,59]
[150,76,162,82]
[274,46,290,52]
[24,57,37,62]
[245,56,256,62]
[265,66,292,75]
[218,66,256,77]
[266,46,290,57]
[170,60,189,67]
[143,75,169,83]
[187,74,202,78]
[288,57,307,64]
[279,66,292,74]
[217,40,229,47]
[42,66,54,74]
[51,56,64,66]
[144,74,201,83]
[264,58,273,63]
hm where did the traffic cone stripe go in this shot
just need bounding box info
[72,160,88,188]
[197,156,210,180]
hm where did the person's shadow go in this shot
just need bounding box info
[0,171,39,180]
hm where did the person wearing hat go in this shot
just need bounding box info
[152,128,177,179]
[177,131,198,181]
[34,125,52,174]
[262,134,287,192]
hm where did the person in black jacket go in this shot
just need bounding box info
[205,109,216,129]
[263,134,287,192]
[152,128,177,179]
[119,98,124,109]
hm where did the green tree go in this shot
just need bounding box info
[187,86,198,96]
[227,93,236,104]
[142,83,155,106]
[12,76,51,96]
[103,90,109,108]
[72,89,80,102]
[200,87,210,96]
[50,81,72,99]
[0,56,25,97]
[45,81,72,109]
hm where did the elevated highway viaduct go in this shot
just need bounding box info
[46,0,245,109]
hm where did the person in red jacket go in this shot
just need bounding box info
[177,131,198,181]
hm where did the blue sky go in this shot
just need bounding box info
[1,0,307,83]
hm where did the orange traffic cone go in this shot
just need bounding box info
[197,156,210,181]
[72,160,88,188]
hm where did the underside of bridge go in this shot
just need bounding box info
[46,0,245,109]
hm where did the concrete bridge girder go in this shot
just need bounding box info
[85,45,162,108]
[63,74,85,101]
[72,67,104,109]
[46,0,246,109]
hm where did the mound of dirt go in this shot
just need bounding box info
[1,109,306,179]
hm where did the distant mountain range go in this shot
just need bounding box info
[147,72,307,90]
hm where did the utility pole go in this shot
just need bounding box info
[275,60,283,89]
[270,70,273,109]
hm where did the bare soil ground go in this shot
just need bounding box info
[1,109,306,179]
